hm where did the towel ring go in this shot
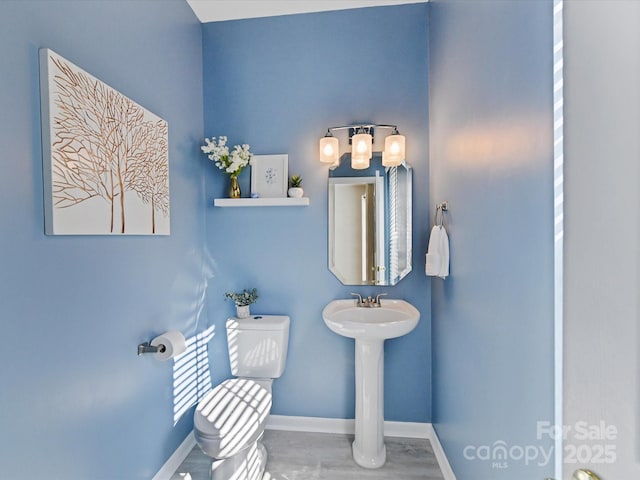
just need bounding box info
[435,201,448,227]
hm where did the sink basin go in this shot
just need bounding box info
[322,299,420,340]
[322,298,420,468]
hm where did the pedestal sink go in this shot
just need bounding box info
[322,298,420,468]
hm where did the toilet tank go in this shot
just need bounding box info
[226,315,290,378]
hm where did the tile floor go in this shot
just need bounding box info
[171,430,445,480]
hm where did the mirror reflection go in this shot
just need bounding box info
[328,154,412,286]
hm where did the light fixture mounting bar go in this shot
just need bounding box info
[325,124,398,134]
[326,124,398,145]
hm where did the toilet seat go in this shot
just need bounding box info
[194,378,272,459]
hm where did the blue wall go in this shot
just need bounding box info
[0,1,204,479]
[429,1,555,478]
[201,4,432,421]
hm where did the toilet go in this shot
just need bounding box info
[194,315,290,480]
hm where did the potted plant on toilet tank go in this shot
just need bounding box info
[225,288,258,319]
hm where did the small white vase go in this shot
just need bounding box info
[236,304,250,319]
[288,187,303,198]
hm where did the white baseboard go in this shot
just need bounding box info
[385,419,431,439]
[152,431,196,480]
[155,417,455,480]
[266,414,355,435]
[266,414,431,439]
[427,424,457,480]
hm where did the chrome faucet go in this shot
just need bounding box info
[351,293,388,308]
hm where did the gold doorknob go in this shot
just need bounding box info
[573,469,601,480]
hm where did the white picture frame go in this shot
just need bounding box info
[250,154,288,198]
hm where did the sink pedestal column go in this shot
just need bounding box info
[352,338,386,468]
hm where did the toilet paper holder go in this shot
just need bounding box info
[137,341,166,356]
[138,330,187,360]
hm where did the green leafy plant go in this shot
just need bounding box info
[224,288,258,306]
[289,175,303,188]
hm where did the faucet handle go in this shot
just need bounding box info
[350,292,363,306]
[375,293,388,305]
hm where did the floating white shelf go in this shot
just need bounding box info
[213,197,310,207]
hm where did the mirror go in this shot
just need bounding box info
[328,154,412,285]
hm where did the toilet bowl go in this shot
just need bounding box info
[194,378,272,479]
[193,315,290,480]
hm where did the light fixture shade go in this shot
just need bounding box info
[382,133,406,167]
[319,135,340,165]
[351,155,370,170]
[351,132,372,170]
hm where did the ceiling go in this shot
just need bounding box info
[186,0,427,23]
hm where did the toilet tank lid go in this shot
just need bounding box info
[226,315,290,331]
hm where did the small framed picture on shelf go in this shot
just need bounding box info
[250,154,288,198]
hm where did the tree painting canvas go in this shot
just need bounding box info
[39,49,170,235]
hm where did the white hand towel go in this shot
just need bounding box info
[425,226,442,276]
[425,225,449,279]
[425,251,441,275]
[437,225,449,279]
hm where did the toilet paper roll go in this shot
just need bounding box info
[150,330,186,361]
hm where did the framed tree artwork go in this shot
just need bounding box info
[39,48,170,235]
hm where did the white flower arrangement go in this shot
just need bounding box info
[201,136,253,178]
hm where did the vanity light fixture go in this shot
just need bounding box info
[319,130,340,166]
[351,127,373,170]
[319,124,406,169]
[382,128,406,167]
